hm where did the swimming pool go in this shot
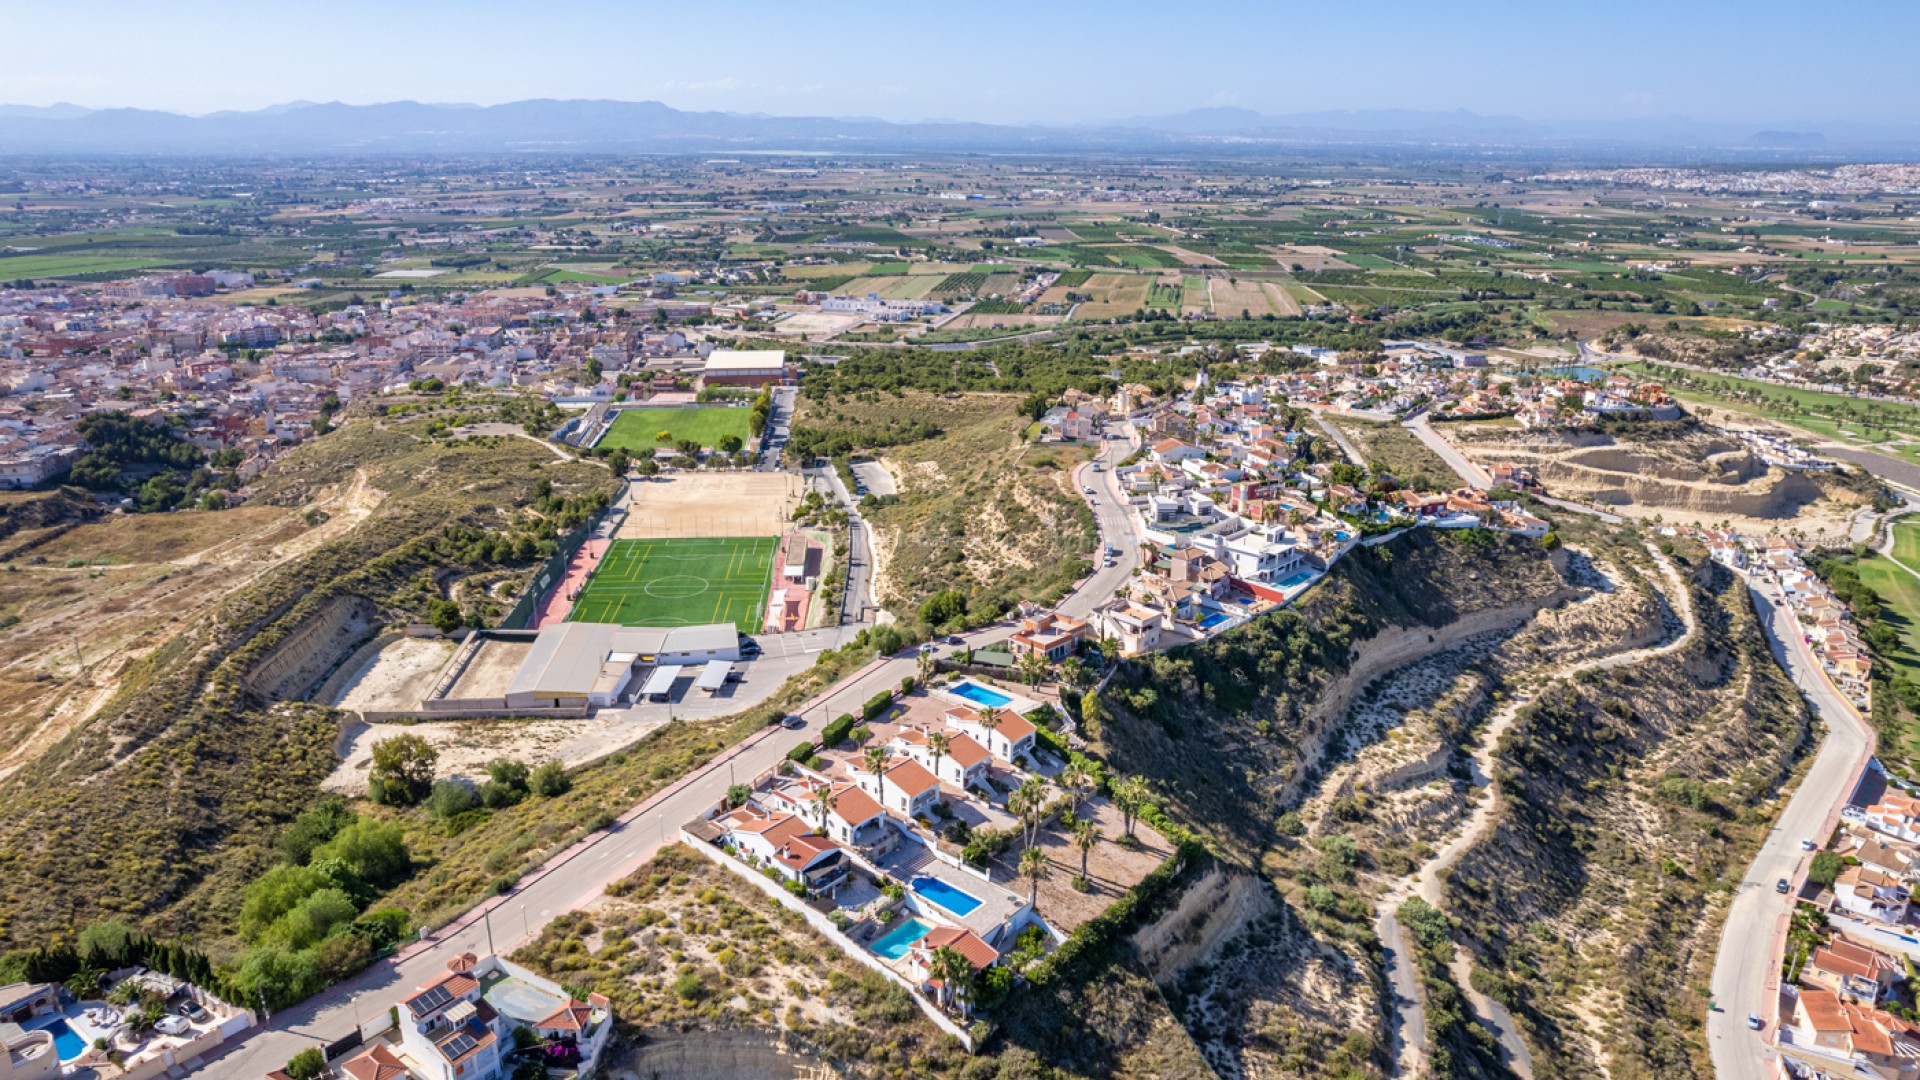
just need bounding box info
[1198,612,1233,630]
[912,875,984,917]
[1276,570,1318,590]
[1541,365,1611,384]
[869,917,934,960]
[42,1018,85,1061]
[947,680,1013,710]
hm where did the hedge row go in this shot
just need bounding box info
[819,713,857,747]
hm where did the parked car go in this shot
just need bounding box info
[945,635,965,646]
[154,1015,190,1036]
[1746,1013,1763,1030]
[1800,838,1817,851]
[1776,878,1791,894]
[918,642,937,655]
[781,715,805,729]
[177,1001,209,1022]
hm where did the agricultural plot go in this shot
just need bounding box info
[837,274,939,300]
[1144,281,1182,309]
[1070,273,1153,320]
[595,407,753,452]
[567,536,775,631]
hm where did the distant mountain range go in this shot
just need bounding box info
[0,99,1916,160]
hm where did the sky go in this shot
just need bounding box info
[3,0,1915,130]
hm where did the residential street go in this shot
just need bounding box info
[1403,411,1493,489]
[1706,581,1875,1080]
[189,426,1145,1078]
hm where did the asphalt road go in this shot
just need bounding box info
[1061,428,1143,620]
[1706,580,1875,1080]
[1403,412,1493,489]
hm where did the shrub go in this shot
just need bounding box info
[862,691,893,721]
[786,741,817,763]
[285,1047,326,1080]
[820,714,857,746]
[1808,851,1844,888]
[426,781,477,819]
[529,759,570,797]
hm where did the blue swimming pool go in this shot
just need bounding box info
[912,875,984,917]
[1198,612,1233,630]
[947,680,1013,710]
[1541,365,1612,384]
[1276,570,1318,590]
[43,1019,85,1061]
[870,917,934,960]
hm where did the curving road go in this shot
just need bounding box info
[1706,579,1875,1080]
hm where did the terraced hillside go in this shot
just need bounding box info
[0,408,620,952]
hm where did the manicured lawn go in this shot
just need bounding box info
[1893,523,1920,569]
[567,536,776,631]
[1855,556,1920,769]
[596,407,753,452]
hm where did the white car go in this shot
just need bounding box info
[1800,838,1818,851]
[155,1015,191,1036]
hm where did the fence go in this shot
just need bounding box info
[680,829,978,1052]
[498,479,630,630]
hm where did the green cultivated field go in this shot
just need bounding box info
[569,536,776,631]
[596,407,753,451]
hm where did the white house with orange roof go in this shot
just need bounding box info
[906,925,1002,1011]
[1790,987,1920,1079]
[854,755,941,818]
[397,953,509,1080]
[715,804,849,890]
[1006,602,1088,662]
[770,780,889,848]
[945,705,1036,765]
[893,726,991,791]
[1862,794,1920,845]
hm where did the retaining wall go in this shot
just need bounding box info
[680,830,977,1052]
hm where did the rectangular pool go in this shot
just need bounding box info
[1276,570,1318,590]
[1198,613,1232,630]
[947,680,1013,710]
[43,1019,85,1061]
[869,917,934,960]
[912,875,984,917]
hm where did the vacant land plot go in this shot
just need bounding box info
[568,536,775,630]
[595,407,753,452]
[618,472,801,539]
[1071,272,1152,320]
[1263,244,1356,271]
[837,274,940,300]
[327,636,457,712]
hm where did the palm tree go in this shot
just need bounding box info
[1112,775,1150,840]
[810,785,838,834]
[916,647,937,681]
[1057,656,1090,694]
[1098,634,1123,666]
[1073,819,1101,884]
[926,944,975,1015]
[976,705,1004,751]
[1014,777,1050,847]
[1058,759,1092,820]
[926,731,951,786]
[1017,651,1051,688]
[862,746,891,799]
[1019,845,1049,910]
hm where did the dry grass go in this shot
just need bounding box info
[618,472,806,539]
[1071,273,1153,320]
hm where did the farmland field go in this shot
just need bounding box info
[0,254,174,278]
[1070,273,1153,320]
[1145,281,1182,309]
[595,407,754,452]
[567,536,775,631]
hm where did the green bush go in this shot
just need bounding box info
[529,760,571,797]
[862,691,893,721]
[786,741,817,763]
[820,714,857,746]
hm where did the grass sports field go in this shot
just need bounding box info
[595,407,753,452]
[567,536,775,631]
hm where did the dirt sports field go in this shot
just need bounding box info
[567,536,775,631]
[618,472,802,539]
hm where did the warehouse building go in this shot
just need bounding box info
[700,348,788,388]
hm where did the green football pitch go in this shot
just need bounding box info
[567,537,776,632]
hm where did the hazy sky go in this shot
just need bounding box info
[4,0,1913,127]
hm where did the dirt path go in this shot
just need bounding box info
[1373,545,1698,1079]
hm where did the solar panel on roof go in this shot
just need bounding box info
[408,984,453,1014]
[440,1032,477,1060]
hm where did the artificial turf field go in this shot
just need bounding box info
[567,536,775,632]
[593,407,753,452]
